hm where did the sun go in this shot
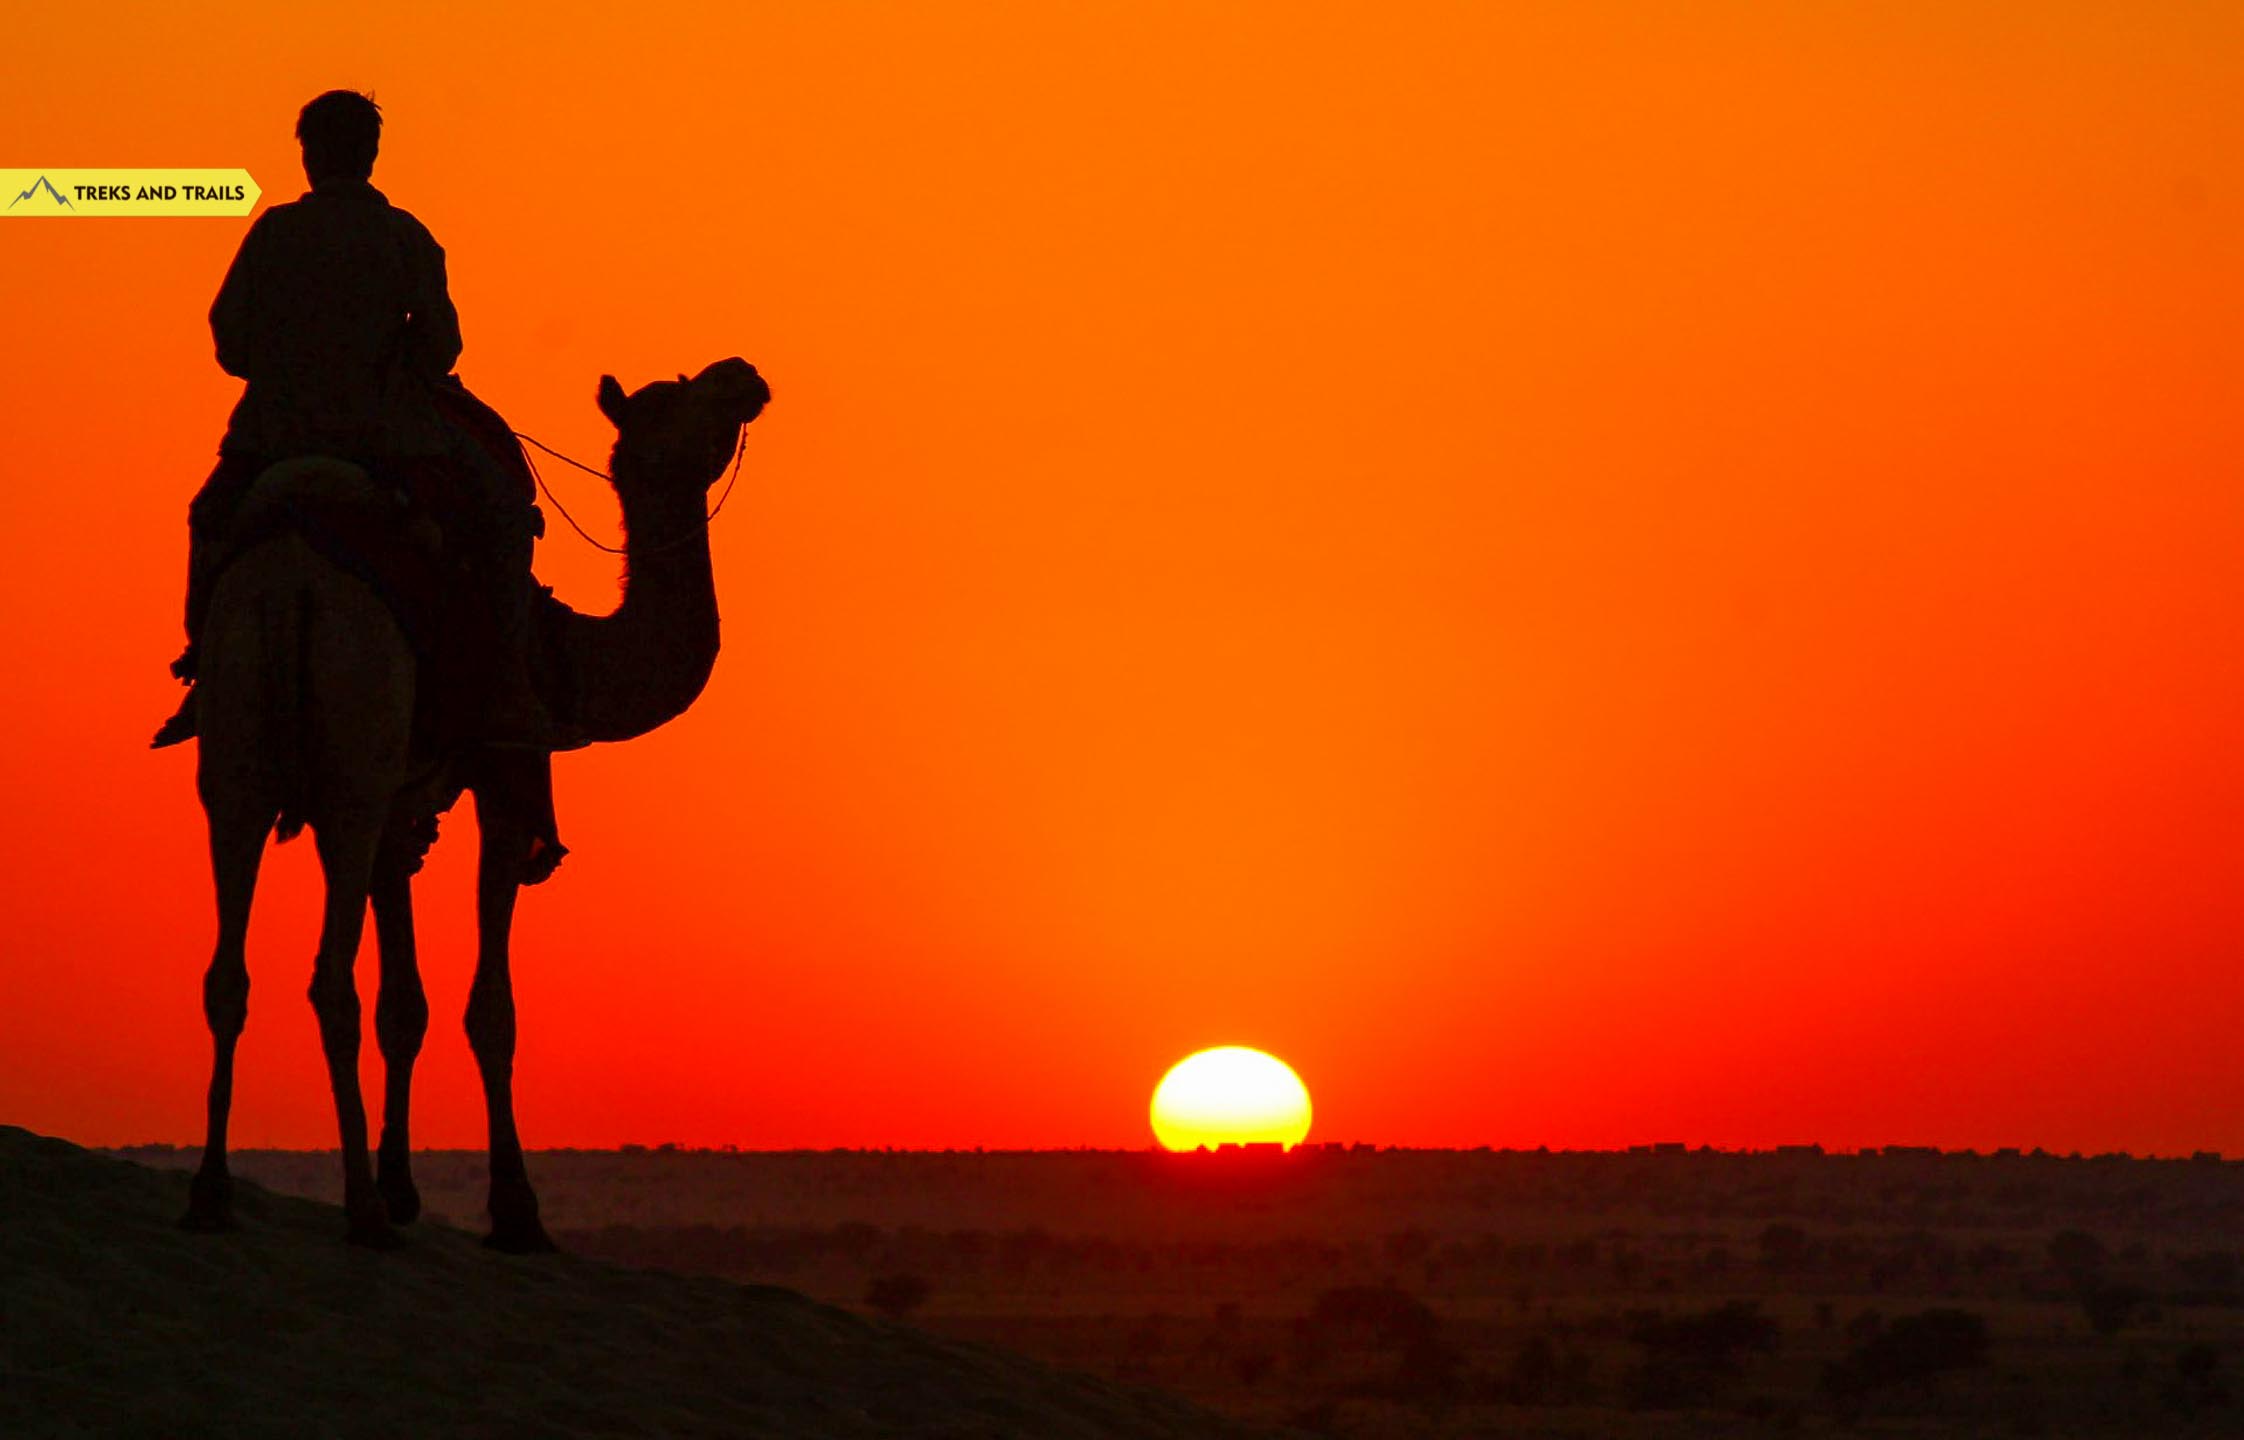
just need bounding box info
[1150,1046,1312,1151]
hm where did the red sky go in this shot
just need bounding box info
[4,2,2243,1153]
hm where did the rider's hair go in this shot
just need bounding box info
[296,91,382,183]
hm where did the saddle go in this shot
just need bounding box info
[211,380,539,709]
[202,384,568,883]
[222,455,451,657]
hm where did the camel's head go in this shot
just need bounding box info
[597,357,770,491]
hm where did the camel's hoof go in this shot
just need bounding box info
[483,1218,561,1255]
[346,1215,405,1250]
[377,1167,422,1226]
[179,1170,236,1232]
[343,1186,402,1250]
[485,1177,558,1254]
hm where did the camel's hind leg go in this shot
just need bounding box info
[181,802,270,1232]
[371,829,428,1225]
[307,809,397,1248]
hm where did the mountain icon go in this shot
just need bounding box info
[8,175,73,210]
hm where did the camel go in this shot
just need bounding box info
[179,357,770,1250]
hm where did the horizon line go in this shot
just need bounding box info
[88,1138,2236,1163]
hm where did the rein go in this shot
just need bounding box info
[509,429,747,558]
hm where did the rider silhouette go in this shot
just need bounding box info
[156,89,546,749]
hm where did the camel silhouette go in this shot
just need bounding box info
[180,357,770,1250]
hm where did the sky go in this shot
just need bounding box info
[3,1,2242,1154]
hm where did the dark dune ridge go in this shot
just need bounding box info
[0,1127,1272,1439]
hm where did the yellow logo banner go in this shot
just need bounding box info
[2,169,260,217]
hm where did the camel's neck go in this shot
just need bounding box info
[540,459,720,744]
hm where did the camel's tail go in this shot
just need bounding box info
[268,585,314,843]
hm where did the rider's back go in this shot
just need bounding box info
[211,177,461,463]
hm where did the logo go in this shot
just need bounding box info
[0,169,260,218]
[8,175,72,210]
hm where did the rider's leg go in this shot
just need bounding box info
[155,453,267,749]
[476,502,550,748]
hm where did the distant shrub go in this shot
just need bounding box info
[1505,1333,1594,1405]
[2079,1282,2148,1337]
[830,1220,883,1261]
[1384,1227,1433,1267]
[1623,1302,1779,1409]
[1629,1301,1780,1370]
[1758,1223,1810,1271]
[1309,1284,1440,1349]
[1392,1331,1463,1402]
[1307,1284,1462,1403]
[864,1272,932,1320]
[999,1227,1054,1271]
[1507,1334,1562,1404]
[2175,1343,2221,1388]
[2048,1229,2106,1275]
[1822,1307,1988,1402]
[2171,1250,2240,1295]
[2165,1349,2225,1416]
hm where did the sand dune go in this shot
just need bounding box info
[0,1127,1272,1438]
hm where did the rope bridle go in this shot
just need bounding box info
[510,427,748,557]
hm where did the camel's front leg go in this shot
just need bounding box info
[309,810,396,1248]
[371,833,429,1225]
[467,790,557,1253]
[181,801,269,1232]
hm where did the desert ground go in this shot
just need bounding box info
[0,1126,1265,1438]
[95,1139,2244,1437]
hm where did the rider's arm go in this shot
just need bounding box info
[209,214,272,379]
[401,219,463,379]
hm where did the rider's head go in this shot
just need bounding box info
[296,90,382,186]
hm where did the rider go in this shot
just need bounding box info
[155,89,548,749]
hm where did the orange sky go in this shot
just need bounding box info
[4,2,2243,1153]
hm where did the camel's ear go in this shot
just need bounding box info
[597,374,629,428]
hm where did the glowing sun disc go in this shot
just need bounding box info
[1150,1046,1312,1151]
